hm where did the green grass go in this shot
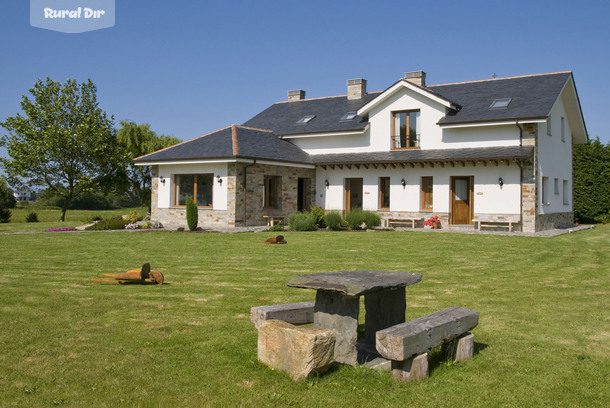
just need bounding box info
[0,207,148,233]
[0,226,608,407]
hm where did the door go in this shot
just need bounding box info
[297,178,310,212]
[450,176,473,225]
[344,178,363,211]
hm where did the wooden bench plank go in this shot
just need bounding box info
[250,301,315,329]
[386,218,423,228]
[376,306,479,361]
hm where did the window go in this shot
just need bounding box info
[379,177,390,209]
[542,176,549,205]
[296,115,316,124]
[563,180,569,205]
[341,112,357,121]
[547,114,552,136]
[174,174,213,207]
[264,176,281,209]
[554,178,560,195]
[392,110,420,149]
[421,176,433,211]
[561,116,566,142]
[489,98,511,109]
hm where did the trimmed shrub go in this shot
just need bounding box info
[186,195,198,231]
[25,211,39,223]
[287,212,317,231]
[324,211,343,231]
[308,205,326,228]
[85,216,129,231]
[344,208,366,230]
[362,211,381,228]
[0,208,10,223]
[269,222,285,232]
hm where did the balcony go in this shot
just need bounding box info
[392,134,420,149]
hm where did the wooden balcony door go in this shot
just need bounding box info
[450,176,473,225]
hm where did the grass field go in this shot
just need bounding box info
[0,223,608,407]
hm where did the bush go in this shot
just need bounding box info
[0,208,10,223]
[594,210,610,224]
[287,212,317,231]
[25,211,39,223]
[308,205,326,228]
[126,209,141,224]
[269,222,285,232]
[324,211,343,231]
[362,211,381,228]
[344,208,366,230]
[85,216,129,231]
[186,196,198,231]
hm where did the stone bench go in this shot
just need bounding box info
[385,217,424,228]
[376,306,479,381]
[473,217,520,232]
[250,301,315,329]
[263,215,286,227]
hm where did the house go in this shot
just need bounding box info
[134,70,588,232]
[13,187,36,202]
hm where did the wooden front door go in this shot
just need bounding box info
[345,178,363,211]
[450,176,473,225]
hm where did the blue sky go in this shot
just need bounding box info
[1,0,609,175]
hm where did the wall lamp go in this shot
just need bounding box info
[498,177,504,187]
[217,174,222,186]
[159,176,165,186]
[324,179,329,188]
[401,178,406,188]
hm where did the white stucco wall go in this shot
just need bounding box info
[156,162,228,210]
[537,98,573,215]
[440,125,521,148]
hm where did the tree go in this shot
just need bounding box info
[116,121,179,208]
[0,177,12,223]
[0,77,123,221]
[573,138,610,223]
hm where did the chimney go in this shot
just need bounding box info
[288,89,305,102]
[404,71,426,87]
[347,78,367,100]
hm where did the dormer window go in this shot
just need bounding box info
[489,98,512,109]
[296,115,316,124]
[341,112,357,121]
[392,110,420,149]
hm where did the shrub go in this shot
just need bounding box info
[269,222,285,232]
[287,212,317,231]
[362,211,381,228]
[85,216,129,231]
[594,210,610,224]
[308,205,326,228]
[324,211,343,231]
[126,209,141,224]
[186,196,198,231]
[344,208,366,230]
[0,208,10,223]
[25,211,39,223]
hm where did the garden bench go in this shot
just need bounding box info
[263,215,285,227]
[250,301,315,329]
[473,216,520,232]
[385,217,424,228]
[376,306,479,381]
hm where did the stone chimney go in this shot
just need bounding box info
[404,71,426,87]
[288,90,306,102]
[347,78,367,100]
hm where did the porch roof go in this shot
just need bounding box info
[311,145,534,168]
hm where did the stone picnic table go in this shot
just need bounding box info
[287,270,422,366]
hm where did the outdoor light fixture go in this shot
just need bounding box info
[498,177,504,187]
[159,177,165,186]
[324,179,329,188]
[401,178,406,188]
[217,174,222,186]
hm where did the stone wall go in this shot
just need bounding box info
[537,212,574,230]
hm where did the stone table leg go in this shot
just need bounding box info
[364,287,406,347]
[313,290,360,366]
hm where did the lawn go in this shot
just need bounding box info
[0,225,608,407]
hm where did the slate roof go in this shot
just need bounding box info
[242,92,382,136]
[311,145,534,166]
[430,72,572,125]
[134,125,313,165]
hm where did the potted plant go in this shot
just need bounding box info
[423,215,441,229]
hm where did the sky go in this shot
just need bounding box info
[1,0,610,178]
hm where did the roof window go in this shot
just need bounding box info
[489,98,512,109]
[296,115,316,124]
[341,112,358,121]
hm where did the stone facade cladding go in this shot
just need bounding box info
[537,212,574,230]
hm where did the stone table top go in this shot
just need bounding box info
[286,270,422,297]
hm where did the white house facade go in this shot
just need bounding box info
[135,70,587,232]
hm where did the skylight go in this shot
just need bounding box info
[296,115,316,124]
[341,111,358,121]
[489,98,512,109]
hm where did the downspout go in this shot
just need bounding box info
[242,159,256,226]
[515,121,524,230]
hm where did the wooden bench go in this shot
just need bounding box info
[473,216,520,232]
[263,215,285,227]
[376,306,479,381]
[385,217,424,228]
[250,301,315,329]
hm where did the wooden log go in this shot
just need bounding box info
[376,307,479,361]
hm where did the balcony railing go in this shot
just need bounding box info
[392,135,420,149]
